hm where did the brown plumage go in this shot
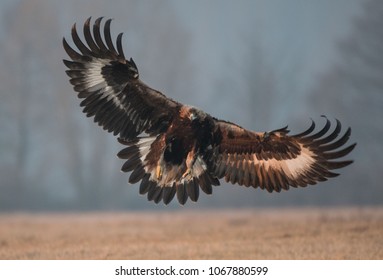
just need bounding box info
[63,17,356,205]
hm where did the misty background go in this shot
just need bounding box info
[0,0,381,211]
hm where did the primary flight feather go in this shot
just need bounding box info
[63,17,356,205]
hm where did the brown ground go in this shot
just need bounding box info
[0,207,382,259]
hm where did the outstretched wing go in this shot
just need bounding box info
[63,17,180,140]
[210,117,356,192]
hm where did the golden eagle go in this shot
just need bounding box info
[63,18,356,205]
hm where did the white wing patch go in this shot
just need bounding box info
[85,59,108,88]
[225,144,315,182]
[250,144,315,180]
[85,58,126,110]
[283,145,315,178]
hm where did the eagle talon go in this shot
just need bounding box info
[156,165,162,180]
[182,169,191,179]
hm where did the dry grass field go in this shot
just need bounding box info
[0,208,382,259]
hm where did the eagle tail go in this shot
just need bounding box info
[117,136,219,205]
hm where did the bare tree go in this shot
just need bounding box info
[308,0,383,204]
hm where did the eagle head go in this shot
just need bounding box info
[186,107,208,122]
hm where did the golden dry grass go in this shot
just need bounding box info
[0,207,382,259]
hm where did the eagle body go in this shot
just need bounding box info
[118,106,220,204]
[63,18,356,205]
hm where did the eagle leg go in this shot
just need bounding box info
[182,150,197,179]
[156,165,162,180]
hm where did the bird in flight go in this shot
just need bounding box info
[63,17,356,205]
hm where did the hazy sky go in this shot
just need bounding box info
[0,0,363,111]
[170,0,363,125]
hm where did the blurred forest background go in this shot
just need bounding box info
[0,0,382,211]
